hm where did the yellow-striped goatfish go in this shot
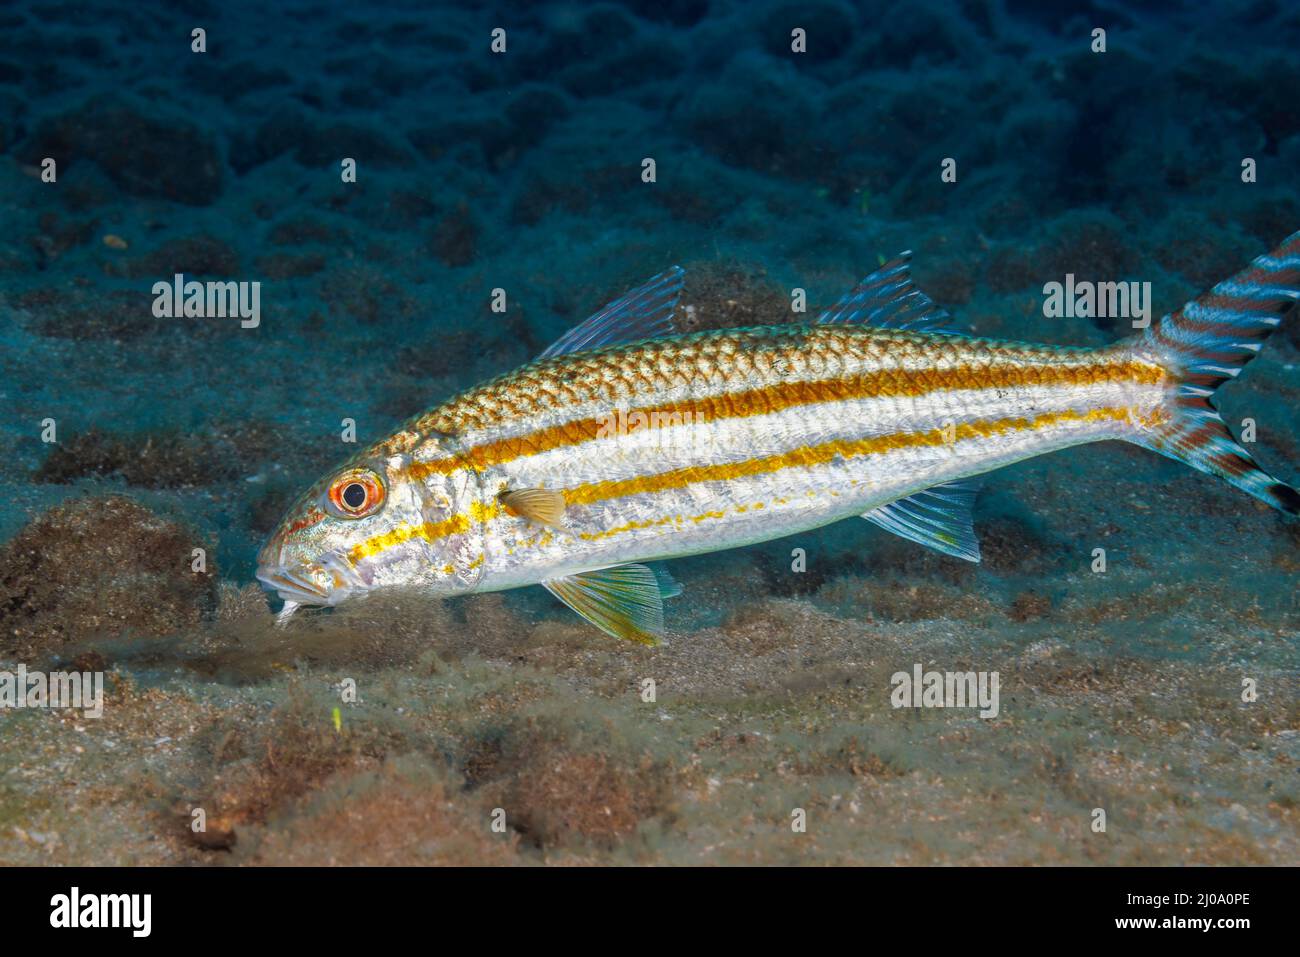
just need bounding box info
[257,232,1300,643]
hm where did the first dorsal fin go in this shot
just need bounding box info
[817,253,957,333]
[861,479,982,562]
[539,266,685,359]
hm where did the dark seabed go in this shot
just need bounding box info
[0,0,1297,864]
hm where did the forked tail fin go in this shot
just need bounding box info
[1128,229,1300,515]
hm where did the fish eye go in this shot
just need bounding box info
[327,469,385,518]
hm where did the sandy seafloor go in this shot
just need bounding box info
[0,0,1298,865]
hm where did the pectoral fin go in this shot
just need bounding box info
[543,563,677,645]
[499,488,567,528]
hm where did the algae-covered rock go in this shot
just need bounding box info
[0,495,216,659]
[461,714,676,851]
[33,421,283,489]
[246,758,523,866]
[19,95,224,206]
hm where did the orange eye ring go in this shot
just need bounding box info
[327,469,386,518]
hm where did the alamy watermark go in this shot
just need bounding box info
[890,663,999,719]
[595,404,709,450]
[50,887,150,937]
[151,272,260,328]
[1042,275,1151,327]
[0,665,104,719]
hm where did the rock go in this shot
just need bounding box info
[760,1,857,63]
[11,287,162,341]
[119,234,241,280]
[254,252,326,279]
[429,203,479,267]
[0,496,216,659]
[34,421,282,489]
[20,95,224,206]
[231,110,412,174]
[462,716,673,850]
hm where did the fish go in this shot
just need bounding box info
[256,232,1300,644]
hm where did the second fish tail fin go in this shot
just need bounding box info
[1126,229,1300,516]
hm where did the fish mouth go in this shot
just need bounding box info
[255,566,332,607]
[255,552,366,607]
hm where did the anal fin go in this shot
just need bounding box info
[542,563,678,645]
[862,480,982,562]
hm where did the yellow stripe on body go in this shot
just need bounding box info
[404,358,1165,481]
[559,405,1151,507]
[358,404,1159,564]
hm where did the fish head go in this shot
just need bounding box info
[257,433,480,616]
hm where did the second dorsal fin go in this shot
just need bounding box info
[817,253,957,333]
[539,266,685,359]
